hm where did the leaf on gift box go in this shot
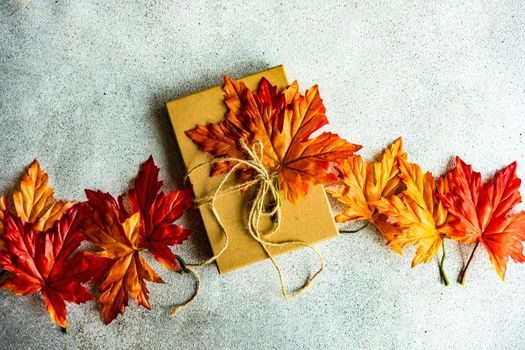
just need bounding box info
[185,76,361,203]
[326,137,406,251]
[119,156,193,271]
[0,206,108,328]
[1,160,76,233]
[370,157,450,267]
[437,157,525,280]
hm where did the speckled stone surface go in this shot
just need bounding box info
[0,1,524,349]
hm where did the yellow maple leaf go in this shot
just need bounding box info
[370,157,449,267]
[3,160,75,233]
[327,137,406,251]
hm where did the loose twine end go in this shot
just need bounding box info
[169,265,201,317]
[170,139,325,315]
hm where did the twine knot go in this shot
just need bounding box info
[170,139,324,316]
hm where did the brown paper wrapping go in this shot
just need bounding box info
[166,65,339,273]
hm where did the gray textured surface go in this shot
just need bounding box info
[1,1,524,349]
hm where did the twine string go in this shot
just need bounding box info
[169,140,325,315]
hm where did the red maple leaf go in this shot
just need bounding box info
[438,157,525,281]
[0,206,108,328]
[119,156,193,270]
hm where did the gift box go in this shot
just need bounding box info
[166,65,339,273]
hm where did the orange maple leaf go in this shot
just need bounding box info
[326,138,406,252]
[185,76,361,203]
[438,157,525,281]
[80,190,165,324]
[0,160,75,234]
[370,157,450,267]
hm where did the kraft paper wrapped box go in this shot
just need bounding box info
[166,65,339,273]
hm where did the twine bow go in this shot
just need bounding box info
[170,140,324,316]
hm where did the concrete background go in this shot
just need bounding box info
[1,1,524,349]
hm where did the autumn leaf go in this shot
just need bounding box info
[79,157,192,324]
[0,206,107,328]
[80,190,164,324]
[1,160,76,233]
[185,76,361,203]
[0,196,6,250]
[438,157,525,281]
[505,212,525,263]
[326,137,406,251]
[370,157,450,268]
[119,156,193,271]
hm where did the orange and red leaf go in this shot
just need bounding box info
[438,157,525,279]
[185,76,361,203]
[80,190,164,324]
[79,157,192,324]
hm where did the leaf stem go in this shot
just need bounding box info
[176,255,188,273]
[339,222,369,234]
[439,240,450,286]
[458,242,480,285]
[61,322,70,335]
